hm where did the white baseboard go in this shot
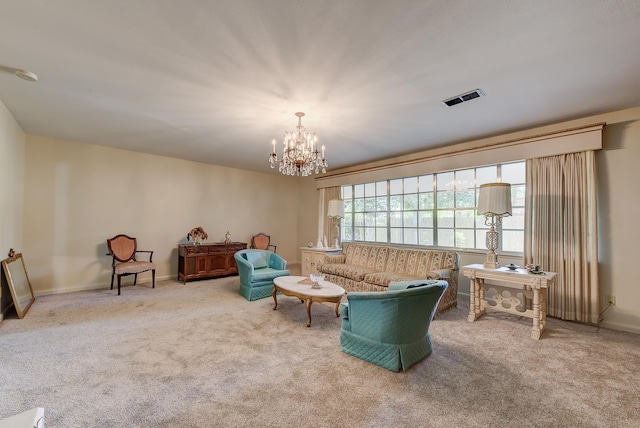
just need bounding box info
[34,274,176,297]
[598,320,640,335]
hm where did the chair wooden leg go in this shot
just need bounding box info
[117,275,122,295]
[110,273,115,290]
[134,273,138,285]
[152,270,156,288]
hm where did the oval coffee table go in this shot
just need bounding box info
[273,275,346,327]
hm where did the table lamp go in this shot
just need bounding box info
[477,183,512,268]
[327,199,344,249]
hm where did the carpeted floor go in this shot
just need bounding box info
[1,275,639,427]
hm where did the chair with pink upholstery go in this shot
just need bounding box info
[106,234,156,295]
[250,232,277,253]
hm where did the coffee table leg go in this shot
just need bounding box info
[305,298,312,327]
[272,286,278,311]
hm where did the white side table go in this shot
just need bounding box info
[462,264,557,339]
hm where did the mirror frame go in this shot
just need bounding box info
[1,251,35,318]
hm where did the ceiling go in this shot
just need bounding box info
[1,1,640,174]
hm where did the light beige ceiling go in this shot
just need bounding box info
[1,0,639,173]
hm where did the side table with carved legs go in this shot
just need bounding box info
[462,264,556,340]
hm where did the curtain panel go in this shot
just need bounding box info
[317,186,341,247]
[524,151,599,324]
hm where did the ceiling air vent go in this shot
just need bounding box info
[443,89,485,107]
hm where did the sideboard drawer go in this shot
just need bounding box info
[184,245,210,255]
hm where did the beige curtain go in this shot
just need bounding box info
[318,186,341,247]
[524,151,599,323]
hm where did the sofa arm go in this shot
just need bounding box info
[340,302,351,331]
[269,252,288,270]
[233,254,254,283]
[340,302,349,318]
[324,254,346,264]
[426,268,455,280]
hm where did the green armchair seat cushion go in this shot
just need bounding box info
[251,268,288,282]
[234,249,290,301]
[340,280,447,372]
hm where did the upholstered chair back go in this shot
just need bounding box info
[107,235,137,262]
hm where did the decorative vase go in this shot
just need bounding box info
[194,236,203,245]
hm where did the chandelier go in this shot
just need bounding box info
[269,112,328,176]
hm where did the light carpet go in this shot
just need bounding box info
[1,276,639,427]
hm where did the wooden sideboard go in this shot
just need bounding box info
[178,242,247,284]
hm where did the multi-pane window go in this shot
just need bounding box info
[341,161,525,253]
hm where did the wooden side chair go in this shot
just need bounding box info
[250,233,277,253]
[106,234,156,295]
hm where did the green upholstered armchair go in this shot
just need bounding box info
[340,280,448,372]
[234,249,290,301]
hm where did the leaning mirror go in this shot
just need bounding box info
[2,251,35,318]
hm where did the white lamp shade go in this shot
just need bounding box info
[327,199,344,218]
[478,183,512,216]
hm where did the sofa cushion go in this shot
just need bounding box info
[344,244,389,270]
[246,252,268,269]
[364,271,426,287]
[385,248,457,276]
[320,263,378,282]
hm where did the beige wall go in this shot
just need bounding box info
[23,135,302,294]
[0,100,25,253]
[596,116,640,334]
[0,100,26,315]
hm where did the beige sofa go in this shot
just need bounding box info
[318,242,459,316]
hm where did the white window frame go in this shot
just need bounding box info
[341,161,525,254]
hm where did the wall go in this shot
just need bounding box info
[23,135,301,295]
[596,116,640,334]
[0,100,26,316]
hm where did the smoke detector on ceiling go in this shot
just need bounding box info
[443,89,485,107]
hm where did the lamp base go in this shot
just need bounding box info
[483,251,501,269]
